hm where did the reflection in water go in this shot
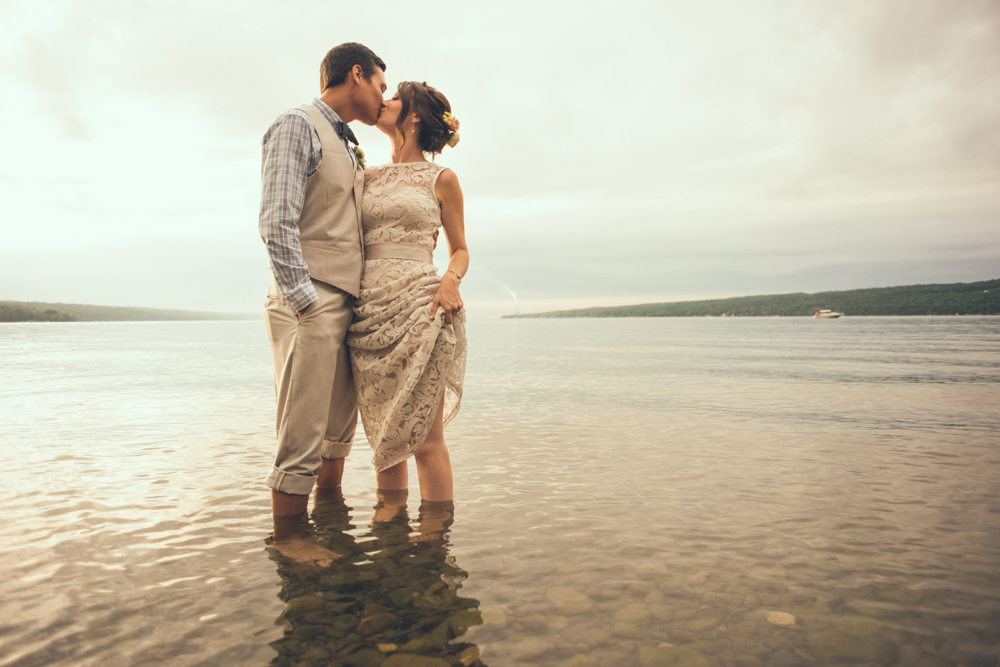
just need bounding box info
[266,491,486,666]
[2,319,999,666]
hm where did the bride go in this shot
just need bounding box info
[348,81,468,504]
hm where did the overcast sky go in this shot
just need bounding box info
[1,0,997,314]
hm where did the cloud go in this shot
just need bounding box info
[0,0,997,310]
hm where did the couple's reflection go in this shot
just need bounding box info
[267,489,486,666]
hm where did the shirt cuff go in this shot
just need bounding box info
[282,281,319,313]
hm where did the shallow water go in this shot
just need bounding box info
[1,316,998,666]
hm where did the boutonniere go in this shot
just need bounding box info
[353,146,365,169]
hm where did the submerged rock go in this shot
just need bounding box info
[681,616,719,633]
[480,606,508,628]
[521,613,548,631]
[613,621,646,639]
[676,651,711,667]
[806,614,899,662]
[615,603,652,625]
[358,612,396,636]
[546,614,569,630]
[640,644,709,667]
[383,654,451,667]
[560,623,611,649]
[283,594,326,616]
[639,644,676,667]
[766,611,796,626]
[449,609,484,636]
[300,645,331,661]
[343,647,386,667]
[558,654,599,667]
[613,602,652,638]
[547,587,594,615]
[300,610,339,625]
[510,637,554,661]
[398,635,436,654]
[459,646,481,665]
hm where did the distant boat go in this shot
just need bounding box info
[814,309,843,319]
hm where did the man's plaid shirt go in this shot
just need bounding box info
[258,99,355,312]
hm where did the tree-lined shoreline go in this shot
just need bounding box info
[504,279,1000,319]
[0,300,257,322]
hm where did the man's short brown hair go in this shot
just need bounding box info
[320,43,386,91]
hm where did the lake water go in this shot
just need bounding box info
[1,316,998,667]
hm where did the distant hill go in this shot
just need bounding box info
[0,300,258,322]
[504,279,1000,319]
[0,304,77,322]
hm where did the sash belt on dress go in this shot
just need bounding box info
[364,242,433,263]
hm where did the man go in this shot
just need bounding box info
[259,43,386,563]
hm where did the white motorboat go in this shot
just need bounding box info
[814,309,843,319]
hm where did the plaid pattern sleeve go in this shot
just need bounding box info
[258,110,322,312]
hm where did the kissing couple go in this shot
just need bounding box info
[258,42,468,565]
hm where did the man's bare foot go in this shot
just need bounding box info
[269,510,341,572]
[269,537,342,571]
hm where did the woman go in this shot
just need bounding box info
[348,81,468,504]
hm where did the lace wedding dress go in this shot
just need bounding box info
[347,162,467,472]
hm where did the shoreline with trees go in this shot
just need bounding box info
[0,301,257,322]
[504,279,1000,319]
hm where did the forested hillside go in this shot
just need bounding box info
[506,279,1000,318]
[0,301,256,322]
[0,304,77,322]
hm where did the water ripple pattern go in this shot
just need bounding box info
[0,317,998,666]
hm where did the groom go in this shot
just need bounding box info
[258,43,386,553]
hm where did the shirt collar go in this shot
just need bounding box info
[311,98,360,149]
[311,99,344,133]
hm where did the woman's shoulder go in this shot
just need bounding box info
[433,166,460,190]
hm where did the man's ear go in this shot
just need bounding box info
[351,64,364,84]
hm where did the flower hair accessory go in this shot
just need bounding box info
[442,112,460,148]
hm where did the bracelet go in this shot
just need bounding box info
[448,269,463,283]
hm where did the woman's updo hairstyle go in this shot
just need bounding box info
[395,81,455,156]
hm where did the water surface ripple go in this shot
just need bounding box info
[1,317,998,666]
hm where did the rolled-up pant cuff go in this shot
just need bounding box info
[264,466,317,495]
[321,439,353,459]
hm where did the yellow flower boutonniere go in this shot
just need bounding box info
[353,146,365,169]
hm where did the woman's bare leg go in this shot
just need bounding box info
[414,396,453,502]
[373,487,409,523]
[377,460,408,491]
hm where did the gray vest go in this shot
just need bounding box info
[294,104,365,297]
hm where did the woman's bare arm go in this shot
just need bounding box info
[431,169,468,324]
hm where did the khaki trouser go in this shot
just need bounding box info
[263,278,357,495]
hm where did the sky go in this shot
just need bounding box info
[0,0,997,315]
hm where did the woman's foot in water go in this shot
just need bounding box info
[409,499,455,542]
